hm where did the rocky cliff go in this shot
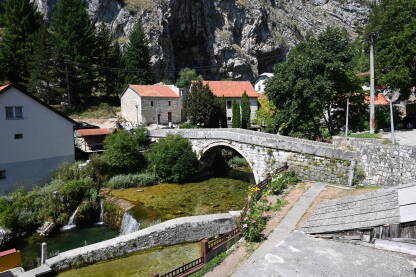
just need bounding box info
[34,0,372,81]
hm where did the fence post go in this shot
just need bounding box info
[201,239,209,264]
[151,273,159,277]
[41,242,47,265]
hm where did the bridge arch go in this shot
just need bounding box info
[198,140,260,184]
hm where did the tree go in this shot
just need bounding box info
[255,96,278,133]
[364,0,416,98]
[241,91,251,129]
[50,0,97,105]
[103,128,150,174]
[0,0,42,87]
[27,25,56,103]
[232,100,241,128]
[266,27,360,139]
[218,96,228,128]
[147,134,199,183]
[94,23,124,98]
[184,80,219,127]
[176,68,202,89]
[123,21,153,85]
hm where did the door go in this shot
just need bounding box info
[157,114,161,124]
[168,112,172,123]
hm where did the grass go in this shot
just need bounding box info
[188,252,229,277]
[67,103,120,119]
[110,178,250,223]
[355,185,381,190]
[57,242,200,277]
[348,132,383,139]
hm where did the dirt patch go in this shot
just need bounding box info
[296,185,380,229]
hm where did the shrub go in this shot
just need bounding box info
[227,156,248,168]
[83,154,113,184]
[147,134,199,183]
[53,162,86,181]
[240,200,267,242]
[75,200,99,226]
[179,122,199,129]
[105,173,158,189]
[103,127,150,174]
[267,170,298,195]
[60,178,95,203]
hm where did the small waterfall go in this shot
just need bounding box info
[61,206,79,231]
[96,199,104,225]
[119,213,140,235]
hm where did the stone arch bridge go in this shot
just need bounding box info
[149,129,356,185]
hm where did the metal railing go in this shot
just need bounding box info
[159,257,204,277]
[207,228,241,250]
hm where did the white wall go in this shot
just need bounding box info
[225,97,258,125]
[121,88,141,125]
[0,87,74,164]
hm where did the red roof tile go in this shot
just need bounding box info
[76,128,113,137]
[356,71,371,77]
[201,81,260,98]
[0,83,11,92]
[129,85,179,98]
[0,249,17,257]
[365,93,389,105]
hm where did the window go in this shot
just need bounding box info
[168,101,171,106]
[227,100,232,109]
[150,101,154,107]
[0,170,5,179]
[227,117,231,120]
[5,106,23,120]
[14,133,23,139]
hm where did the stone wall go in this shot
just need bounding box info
[332,136,387,150]
[45,212,239,272]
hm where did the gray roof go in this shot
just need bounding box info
[302,187,401,234]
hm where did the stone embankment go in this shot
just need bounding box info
[45,212,240,272]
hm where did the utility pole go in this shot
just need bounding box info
[65,61,71,106]
[369,32,378,134]
[345,96,350,137]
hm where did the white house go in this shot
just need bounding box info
[0,84,75,194]
[200,81,261,126]
[254,73,274,93]
[120,84,182,126]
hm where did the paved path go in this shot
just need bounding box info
[232,182,326,277]
[382,129,416,146]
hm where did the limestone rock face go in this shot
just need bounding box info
[33,0,371,81]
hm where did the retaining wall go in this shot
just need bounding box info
[45,212,239,272]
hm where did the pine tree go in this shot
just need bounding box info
[0,0,42,87]
[50,0,97,105]
[232,100,241,128]
[95,23,123,98]
[241,91,251,129]
[27,25,56,103]
[123,21,153,85]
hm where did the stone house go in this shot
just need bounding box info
[0,84,75,194]
[120,85,182,126]
[199,81,261,126]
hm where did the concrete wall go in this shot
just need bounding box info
[45,212,239,272]
[0,87,74,193]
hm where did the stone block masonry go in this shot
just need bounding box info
[45,212,239,272]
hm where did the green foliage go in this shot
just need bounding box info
[0,0,42,87]
[123,21,153,85]
[255,97,278,133]
[179,122,200,129]
[241,91,251,129]
[53,162,86,181]
[364,0,416,97]
[240,199,267,242]
[218,96,228,128]
[60,178,95,204]
[232,100,241,128]
[270,199,289,212]
[227,156,249,168]
[267,170,298,195]
[147,134,199,183]
[105,173,158,189]
[175,68,202,89]
[349,132,382,139]
[50,0,97,104]
[103,128,150,174]
[74,200,99,226]
[184,81,219,127]
[266,27,360,139]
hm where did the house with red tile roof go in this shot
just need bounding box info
[0,84,75,194]
[196,81,261,126]
[120,84,183,126]
[75,128,114,153]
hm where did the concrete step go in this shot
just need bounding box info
[374,239,416,256]
[17,265,52,277]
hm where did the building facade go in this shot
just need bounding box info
[121,85,182,126]
[200,81,261,126]
[0,84,75,194]
[254,73,274,93]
